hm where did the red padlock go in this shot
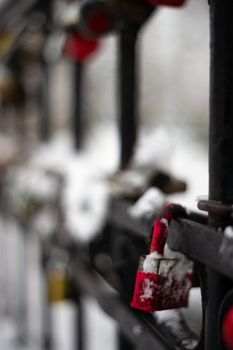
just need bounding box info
[79,0,116,38]
[223,307,233,350]
[131,205,192,313]
[63,32,99,62]
[147,0,186,7]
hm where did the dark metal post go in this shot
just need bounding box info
[118,24,139,170]
[39,0,53,142]
[73,62,84,151]
[39,63,51,142]
[75,294,84,350]
[118,331,135,350]
[206,1,233,348]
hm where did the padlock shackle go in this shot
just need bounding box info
[150,204,187,254]
[150,219,168,255]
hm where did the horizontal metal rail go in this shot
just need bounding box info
[109,199,151,238]
[107,198,233,281]
[109,198,207,238]
[167,219,226,276]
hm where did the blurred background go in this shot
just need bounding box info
[0,0,209,349]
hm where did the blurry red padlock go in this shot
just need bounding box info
[147,0,186,7]
[79,0,116,38]
[131,206,192,313]
[223,307,233,350]
[63,32,99,62]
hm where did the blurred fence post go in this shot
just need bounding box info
[206,1,233,349]
[73,62,84,151]
[118,24,139,170]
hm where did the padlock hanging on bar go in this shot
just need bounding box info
[131,210,193,313]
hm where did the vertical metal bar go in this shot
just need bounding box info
[118,24,139,170]
[39,63,51,142]
[118,331,135,350]
[209,0,233,208]
[39,0,53,142]
[37,0,53,21]
[42,263,52,350]
[73,62,84,151]
[75,293,84,350]
[206,1,233,349]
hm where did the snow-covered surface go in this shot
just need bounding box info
[7,166,60,202]
[129,187,166,220]
[29,131,112,242]
[182,288,202,336]
[27,124,208,242]
[155,305,199,349]
[143,251,163,273]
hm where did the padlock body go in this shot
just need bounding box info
[79,0,115,37]
[64,33,99,62]
[48,271,71,303]
[131,267,192,313]
[147,0,186,7]
[222,308,233,350]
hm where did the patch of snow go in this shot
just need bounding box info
[140,278,157,302]
[7,166,60,202]
[128,187,166,219]
[143,252,163,273]
[155,308,198,348]
[181,288,202,335]
[219,227,233,267]
[224,226,233,239]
